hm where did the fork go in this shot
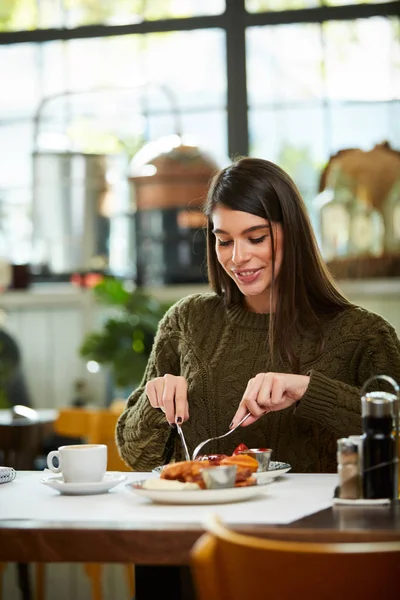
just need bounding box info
[192,412,252,461]
[176,422,191,462]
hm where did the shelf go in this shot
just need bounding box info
[0,278,399,310]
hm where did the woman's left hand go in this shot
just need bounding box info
[230,372,310,429]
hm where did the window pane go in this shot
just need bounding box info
[0,44,41,118]
[0,121,33,202]
[32,29,226,153]
[0,26,227,228]
[328,101,399,153]
[247,16,400,221]
[247,23,323,104]
[0,0,37,32]
[246,0,320,12]
[249,106,325,208]
[147,110,228,167]
[63,30,226,109]
[0,0,225,31]
[66,0,225,28]
[324,17,399,101]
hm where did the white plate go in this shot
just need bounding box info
[40,473,127,495]
[152,460,291,483]
[126,480,270,505]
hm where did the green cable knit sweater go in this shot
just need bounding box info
[116,293,400,473]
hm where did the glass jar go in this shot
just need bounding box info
[382,178,400,253]
[348,184,385,258]
[316,164,354,261]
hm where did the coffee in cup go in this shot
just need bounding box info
[46,444,107,483]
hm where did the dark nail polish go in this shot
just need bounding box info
[176,416,182,423]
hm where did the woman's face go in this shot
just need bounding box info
[212,205,284,313]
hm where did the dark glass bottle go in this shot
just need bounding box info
[362,393,396,500]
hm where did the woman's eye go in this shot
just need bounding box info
[217,239,232,247]
[249,235,268,244]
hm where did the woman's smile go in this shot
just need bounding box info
[232,267,264,285]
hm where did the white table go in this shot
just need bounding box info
[0,471,337,529]
[2,471,399,600]
[0,408,57,426]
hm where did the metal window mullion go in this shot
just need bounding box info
[225,0,249,159]
[0,14,226,45]
[245,2,400,26]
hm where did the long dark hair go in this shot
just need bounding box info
[204,157,353,371]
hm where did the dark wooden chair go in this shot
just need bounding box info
[0,420,44,470]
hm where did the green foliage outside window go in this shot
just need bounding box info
[0,0,36,31]
[0,0,221,31]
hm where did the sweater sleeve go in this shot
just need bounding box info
[295,319,400,436]
[115,304,182,472]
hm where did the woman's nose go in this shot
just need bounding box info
[232,242,250,265]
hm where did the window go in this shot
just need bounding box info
[0,0,398,273]
[247,16,399,208]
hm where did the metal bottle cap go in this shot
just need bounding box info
[337,438,358,454]
[361,391,396,418]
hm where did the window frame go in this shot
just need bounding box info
[0,0,398,158]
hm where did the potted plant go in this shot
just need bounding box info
[79,277,172,396]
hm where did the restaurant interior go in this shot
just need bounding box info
[0,0,399,599]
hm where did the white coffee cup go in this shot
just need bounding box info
[46,444,107,483]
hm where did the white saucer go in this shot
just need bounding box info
[40,473,127,495]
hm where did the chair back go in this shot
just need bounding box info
[87,409,129,471]
[190,514,400,600]
[53,407,97,439]
[54,407,129,471]
[0,421,43,469]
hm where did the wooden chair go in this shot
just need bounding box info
[85,409,129,472]
[35,406,134,600]
[52,406,97,440]
[190,514,400,600]
[0,418,50,470]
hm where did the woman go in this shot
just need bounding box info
[116,157,400,474]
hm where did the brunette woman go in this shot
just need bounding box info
[116,157,400,474]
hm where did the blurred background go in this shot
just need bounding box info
[0,0,398,411]
[0,1,399,597]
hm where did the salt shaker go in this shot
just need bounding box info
[337,438,361,499]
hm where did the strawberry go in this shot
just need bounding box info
[232,443,249,455]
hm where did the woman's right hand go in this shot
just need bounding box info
[145,374,189,425]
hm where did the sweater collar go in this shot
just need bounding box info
[226,300,270,329]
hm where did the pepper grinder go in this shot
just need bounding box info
[360,375,399,501]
